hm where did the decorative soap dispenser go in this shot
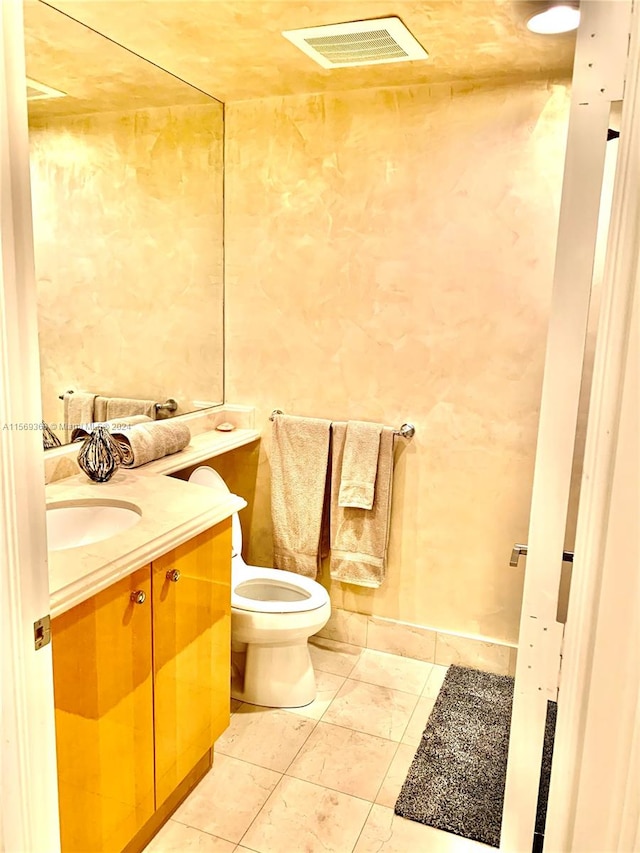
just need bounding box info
[77,425,122,483]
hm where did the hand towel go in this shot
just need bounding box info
[330,422,395,588]
[271,414,332,579]
[94,396,157,421]
[63,391,96,442]
[70,415,153,443]
[338,420,383,509]
[110,421,191,468]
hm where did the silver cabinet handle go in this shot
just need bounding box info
[166,569,181,583]
[130,590,146,604]
[510,544,574,567]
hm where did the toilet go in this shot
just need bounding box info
[188,466,331,708]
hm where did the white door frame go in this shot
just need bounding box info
[0,1,60,850]
[545,0,640,847]
[501,2,633,850]
[1,1,638,851]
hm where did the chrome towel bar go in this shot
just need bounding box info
[269,409,415,439]
[58,390,178,414]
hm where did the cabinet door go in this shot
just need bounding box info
[152,522,231,806]
[52,568,154,853]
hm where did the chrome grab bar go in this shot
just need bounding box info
[510,543,574,567]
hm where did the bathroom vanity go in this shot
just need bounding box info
[52,524,231,852]
[45,433,254,852]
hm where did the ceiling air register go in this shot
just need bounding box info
[282,17,429,69]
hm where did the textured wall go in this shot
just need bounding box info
[30,102,224,440]
[225,80,571,644]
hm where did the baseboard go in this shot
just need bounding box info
[315,608,517,676]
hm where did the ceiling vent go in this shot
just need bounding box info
[26,77,67,101]
[282,17,429,69]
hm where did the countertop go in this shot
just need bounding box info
[47,469,246,618]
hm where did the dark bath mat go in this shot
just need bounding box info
[395,665,557,849]
[533,700,558,852]
[394,665,514,848]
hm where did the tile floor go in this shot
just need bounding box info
[144,639,492,853]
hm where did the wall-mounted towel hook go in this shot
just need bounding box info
[270,409,284,421]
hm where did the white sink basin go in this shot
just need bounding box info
[46,500,142,551]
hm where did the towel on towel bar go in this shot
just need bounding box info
[63,391,96,443]
[271,414,332,579]
[338,420,383,510]
[330,422,395,589]
[94,396,157,421]
[110,421,191,468]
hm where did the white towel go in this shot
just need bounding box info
[330,423,395,588]
[271,414,332,579]
[338,420,383,510]
[63,391,96,443]
[94,396,157,421]
[111,421,191,468]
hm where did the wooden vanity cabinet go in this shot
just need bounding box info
[152,526,231,806]
[51,520,231,853]
[51,567,155,853]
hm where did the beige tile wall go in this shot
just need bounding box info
[30,102,224,441]
[225,79,571,646]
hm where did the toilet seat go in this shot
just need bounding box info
[232,565,329,614]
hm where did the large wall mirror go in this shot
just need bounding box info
[24,0,224,448]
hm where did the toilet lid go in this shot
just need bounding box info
[188,466,242,557]
[188,466,230,493]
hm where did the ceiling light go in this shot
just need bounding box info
[527,5,580,34]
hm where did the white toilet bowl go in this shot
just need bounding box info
[188,466,331,708]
